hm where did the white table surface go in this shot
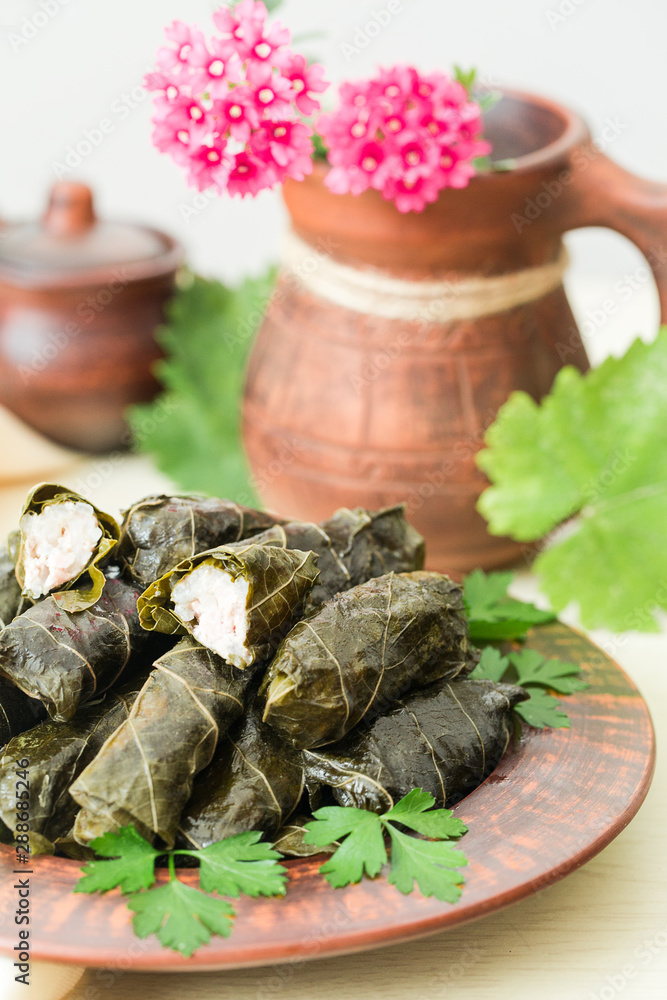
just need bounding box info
[0,277,665,999]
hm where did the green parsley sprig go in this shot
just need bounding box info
[74,827,287,957]
[463,568,556,643]
[303,789,469,903]
[470,646,588,729]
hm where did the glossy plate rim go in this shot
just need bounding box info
[0,622,656,972]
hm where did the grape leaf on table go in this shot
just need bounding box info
[128,271,275,504]
[476,329,667,630]
[303,790,468,900]
[463,569,556,642]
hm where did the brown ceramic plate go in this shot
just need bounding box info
[0,622,655,972]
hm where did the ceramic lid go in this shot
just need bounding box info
[0,182,183,289]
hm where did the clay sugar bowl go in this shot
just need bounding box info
[0,182,183,452]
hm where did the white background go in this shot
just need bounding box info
[0,0,665,360]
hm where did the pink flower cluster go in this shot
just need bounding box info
[146,1,328,197]
[318,66,491,213]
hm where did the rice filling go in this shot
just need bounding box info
[21,500,102,600]
[171,563,251,666]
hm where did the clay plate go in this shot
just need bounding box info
[0,623,655,972]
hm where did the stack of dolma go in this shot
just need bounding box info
[0,484,527,858]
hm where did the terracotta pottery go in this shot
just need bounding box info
[0,182,183,452]
[243,89,667,574]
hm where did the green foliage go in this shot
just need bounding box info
[74,826,287,957]
[129,271,276,504]
[477,329,667,630]
[463,569,556,642]
[128,877,235,957]
[303,789,468,902]
[471,646,587,730]
[188,831,288,899]
[74,826,160,894]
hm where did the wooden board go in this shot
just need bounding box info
[0,623,655,972]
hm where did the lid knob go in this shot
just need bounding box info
[43,182,96,236]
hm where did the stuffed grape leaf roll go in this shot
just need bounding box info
[0,671,150,855]
[0,680,45,749]
[261,571,477,749]
[71,637,256,848]
[0,543,25,628]
[177,699,305,850]
[273,815,338,858]
[137,541,319,669]
[303,678,527,813]
[250,504,425,609]
[320,504,425,590]
[0,577,148,722]
[14,483,120,612]
[117,495,282,588]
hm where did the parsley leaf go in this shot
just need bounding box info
[129,271,275,504]
[387,827,467,902]
[187,831,288,898]
[476,328,667,630]
[464,569,556,642]
[128,878,235,957]
[384,788,467,839]
[514,690,571,730]
[74,825,287,956]
[304,790,468,901]
[508,649,588,694]
[313,808,387,887]
[471,647,584,730]
[74,826,161,894]
[469,645,509,682]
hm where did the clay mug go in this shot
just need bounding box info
[243,88,667,574]
[0,182,183,452]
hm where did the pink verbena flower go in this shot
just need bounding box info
[146,2,329,198]
[283,53,328,116]
[318,64,491,213]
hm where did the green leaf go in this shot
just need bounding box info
[464,569,556,642]
[384,789,467,840]
[514,689,571,730]
[464,569,515,614]
[453,65,477,91]
[192,831,288,899]
[305,808,387,888]
[469,646,509,682]
[306,792,469,895]
[476,329,667,630]
[508,649,588,694]
[128,880,235,957]
[74,826,161,895]
[128,271,276,504]
[386,827,467,902]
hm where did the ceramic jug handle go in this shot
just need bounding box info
[557,150,667,319]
